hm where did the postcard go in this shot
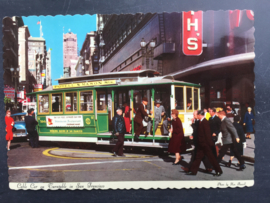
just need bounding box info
[3,10,255,190]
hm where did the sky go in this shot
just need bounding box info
[22,14,97,85]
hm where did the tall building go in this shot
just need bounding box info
[63,31,78,77]
[18,25,31,93]
[80,31,99,75]
[97,11,255,112]
[28,37,47,87]
[3,16,24,107]
[46,49,52,87]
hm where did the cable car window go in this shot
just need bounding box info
[80,91,93,112]
[175,87,184,110]
[52,93,63,113]
[186,88,192,111]
[97,91,106,112]
[38,94,49,113]
[194,88,199,110]
[65,92,77,112]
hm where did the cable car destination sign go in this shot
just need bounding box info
[182,10,203,56]
[53,80,116,89]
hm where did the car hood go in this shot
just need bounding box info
[14,122,26,130]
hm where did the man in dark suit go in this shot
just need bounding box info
[183,110,223,176]
[134,97,150,140]
[209,108,221,157]
[183,110,212,172]
[217,110,246,170]
[25,108,39,148]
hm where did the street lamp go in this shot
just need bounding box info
[10,66,20,109]
[140,38,156,69]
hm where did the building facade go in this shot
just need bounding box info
[63,31,79,77]
[3,16,24,107]
[97,11,255,115]
[28,37,47,89]
[18,26,31,93]
[45,49,52,87]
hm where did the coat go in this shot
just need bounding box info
[197,118,214,147]
[209,115,221,142]
[134,103,148,124]
[5,116,14,140]
[113,114,126,134]
[25,115,39,137]
[243,112,254,133]
[220,117,239,145]
[124,105,131,133]
[168,117,186,153]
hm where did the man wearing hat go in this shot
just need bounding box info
[146,99,168,136]
[134,97,150,140]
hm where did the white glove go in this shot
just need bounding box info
[243,142,246,148]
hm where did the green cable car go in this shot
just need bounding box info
[28,70,201,148]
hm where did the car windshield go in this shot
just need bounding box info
[12,115,25,122]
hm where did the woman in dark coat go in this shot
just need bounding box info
[168,109,186,165]
[243,107,254,139]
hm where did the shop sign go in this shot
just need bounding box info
[182,11,203,56]
[46,115,84,127]
[34,84,43,92]
[53,80,116,89]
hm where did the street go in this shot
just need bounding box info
[8,135,254,182]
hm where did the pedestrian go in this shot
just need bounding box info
[216,110,246,170]
[25,108,39,148]
[146,99,169,136]
[184,110,213,172]
[228,115,246,167]
[123,102,132,133]
[182,110,223,176]
[168,109,186,165]
[243,107,254,139]
[209,108,221,157]
[134,97,151,140]
[112,107,126,157]
[5,110,14,151]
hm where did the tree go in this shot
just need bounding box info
[4,96,11,104]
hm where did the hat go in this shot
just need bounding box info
[142,97,148,102]
[116,107,122,111]
[155,99,162,104]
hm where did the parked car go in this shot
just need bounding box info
[11,112,28,137]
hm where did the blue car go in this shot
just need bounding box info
[11,112,28,137]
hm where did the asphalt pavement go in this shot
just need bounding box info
[7,134,254,182]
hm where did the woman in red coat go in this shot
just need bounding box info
[168,109,186,165]
[5,110,14,151]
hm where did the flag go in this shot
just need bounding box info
[37,21,41,25]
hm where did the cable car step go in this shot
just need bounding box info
[96,141,168,148]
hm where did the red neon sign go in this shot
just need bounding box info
[182,11,203,56]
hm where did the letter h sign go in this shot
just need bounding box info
[182,11,203,56]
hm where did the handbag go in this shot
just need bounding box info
[12,126,17,132]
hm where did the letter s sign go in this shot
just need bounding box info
[182,11,203,56]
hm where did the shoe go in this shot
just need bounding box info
[172,161,180,165]
[240,164,246,170]
[145,132,148,138]
[112,151,118,157]
[186,171,196,175]
[181,167,189,172]
[206,168,213,173]
[214,171,223,177]
[227,160,232,167]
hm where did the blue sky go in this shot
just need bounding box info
[22,14,96,85]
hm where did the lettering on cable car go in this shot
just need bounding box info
[53,80,116,89]
[182,10,203,55]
